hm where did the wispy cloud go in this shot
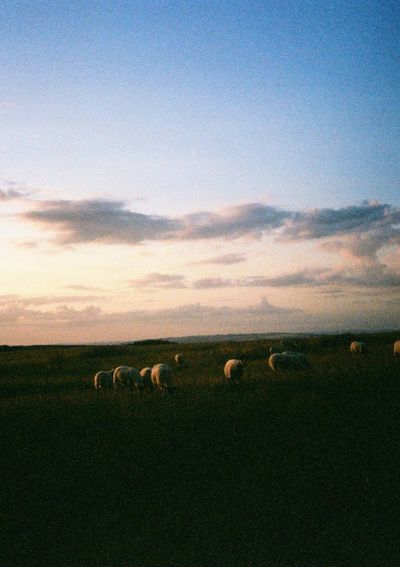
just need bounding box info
[192,267,400,289]
[0,304,104,328]
[0,294,106,307]
[0,298,300,338]
[191,253,247,265]
[125,264,400,292]
[128,272,188,289]
[2,294,399,345]
[16,241,39,249]
[0,179,28,201]
[0,189,26,200]
[64,284,108,292]
[192,273,320,289]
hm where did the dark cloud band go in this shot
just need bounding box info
[20,198,400,263]
[0,188,26,200]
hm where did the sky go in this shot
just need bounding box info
[1,0,399,344]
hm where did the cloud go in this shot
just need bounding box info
[178,203,291,240]
[0,294,106,307]
[2,293,399,345]
[20,199,291,245]
[128,272,188,289]
[0,298,301,344]
[192,266,400,289]
[192,273,320,289]
[18,198,400,269]
[192,253,247,265]
[0,179,29,201]
[338,267,400,288]
[281,200,400,262]
[282,201,398,240]
[21,199,180,245]
[321,229,400,264]
[124,262,400,292]
[126,270,332,291]
[64,284,108,292]
[0,188,26,200]
[16,241,39,249]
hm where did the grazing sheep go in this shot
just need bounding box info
[268,353,309,372]
[394,340,400,357]
[224,359,244,385]
[350,341,367,354]
[140,367,153,390]
[113,366,143,392]
[151,363,173,392]
[174,353,185,366]
[94,369,114,390]
[281,351,310,367]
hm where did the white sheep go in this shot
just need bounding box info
[268,352,310,372]
[281,351,310,364]
[151,363,173,392]
[174,353,185,366]
[140,367,153,389]
[350,341,367,354]
[94,369,114,390]
[113,366,143,391]
[393,340,400,357]
[282,351,310,367]
[224,359,244,385]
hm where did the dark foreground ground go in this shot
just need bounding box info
[1,333,399,566]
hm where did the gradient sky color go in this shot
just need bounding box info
[1,1,399,344]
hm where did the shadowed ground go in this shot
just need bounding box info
[1,334,399,566]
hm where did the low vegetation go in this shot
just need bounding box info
[1,332,399,566]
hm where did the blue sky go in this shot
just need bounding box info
[1,1,399,343]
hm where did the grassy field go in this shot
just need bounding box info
[1,333,399,566]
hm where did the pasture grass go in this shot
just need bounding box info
[0,333,399,566]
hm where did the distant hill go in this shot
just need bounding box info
[3,328,399,348]
[125,339,177,346]
[164,332,316,344]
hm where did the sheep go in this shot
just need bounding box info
[174,353,185,366]
[93,369,114,390]
[281,351,310,368]
[113,366,143,392]
[140,367,153,390]
[394,340,400,357]
[224,359,244,385]
[350,341,367,354]
[268,352,309,372]
[151,363,173,392]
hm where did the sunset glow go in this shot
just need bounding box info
[1,2,399,344]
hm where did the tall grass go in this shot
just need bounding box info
[1,333,399,566]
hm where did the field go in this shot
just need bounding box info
[1,333,399,566]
